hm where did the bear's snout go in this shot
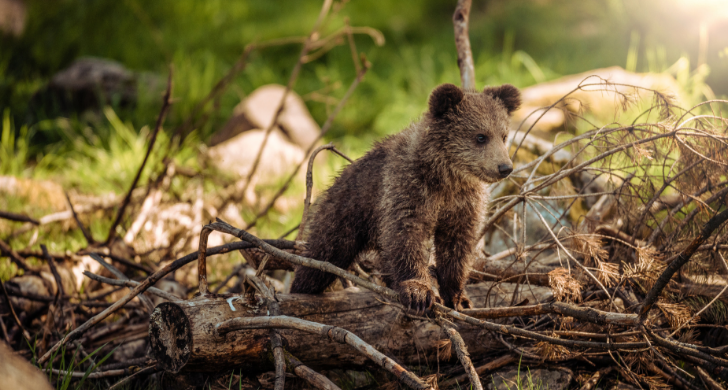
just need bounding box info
[498,163,513,178]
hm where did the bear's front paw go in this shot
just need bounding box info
[442,290,472,311]
[397,279,442,314]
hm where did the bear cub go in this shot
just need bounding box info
[290,83,521,311]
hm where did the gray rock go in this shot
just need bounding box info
[0,0,26,36]
[486,367,572,390]
[212,84,320,148]
[512,66,684,135]
[206,128,305,206]
[32,57,136,114]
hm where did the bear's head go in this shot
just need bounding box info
[426,83,521,183]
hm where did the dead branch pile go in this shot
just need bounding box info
[2,1,728,389]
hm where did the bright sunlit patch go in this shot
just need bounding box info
[672,0,728,20]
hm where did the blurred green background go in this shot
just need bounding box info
[2,0,728,161]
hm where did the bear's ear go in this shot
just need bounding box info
[484,84,521,114]
[429,83,464,117]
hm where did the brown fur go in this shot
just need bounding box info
[290,83,521,311]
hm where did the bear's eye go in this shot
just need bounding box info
[476,134,487,143]
[502,134,507,142]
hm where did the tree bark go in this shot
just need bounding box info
[149,282,552,373]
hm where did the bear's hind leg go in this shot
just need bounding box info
[290,227,363,294]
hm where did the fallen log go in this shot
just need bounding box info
[148,282,553,373]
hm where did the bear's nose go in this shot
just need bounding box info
[498,164,513,178]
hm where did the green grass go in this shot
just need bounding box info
[489,358,544,390]
[26,336,116,390]
[3,0,727,149]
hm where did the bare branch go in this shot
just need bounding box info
[239,0,335,201]
[41,244,64,306]
[210,219,396,299]
[83,271,182,302]
[65,192,94,244]
[442,323,483,390]
[297,142,353,241]
[0,238,37,274]
[89,253,156,312]
[216,316,431,390]
[108,366,161,390]
[696,366,725,390]
[453,0,475,90]
[436,304,645,351]
[639,208,728,322]
[37,237,294,364]
[105,69,173,244]
[286,352,342,390]
[247,274,286,390]
[245,59,369,229]
[0,279,30,340]
[0,210,39,225]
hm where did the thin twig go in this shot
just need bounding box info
[41,244,64,307]
[105,68,173,245]
[38,237,295,364]
[197,224,213,295]
[123,164,172,245]
[216,316,431,390]
[285,352,342,390]
[644,327,728,367]
[0,311,9,343]
[0,210,39,225]
[0,279,30,340]
[88,253,155,312]
[245,59,369,229]
[436,303,645,351]
[0,238,37,274]
[45,365,157,380]
[80,251,153,274]
[696,366,725,390]
[639,208,728,322]
[108,366,161,390]
[82,271,181,302]
[452,0,475,90]
[246,274,286,390]
[212,263,244,294]
[210,219,396,299]
[65,192,94,244]
[239,0,334,201]
[296,142,352,241]
[441,322,483,390]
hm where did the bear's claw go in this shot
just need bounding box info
[397,279,442,315]
[442,290,472,311]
